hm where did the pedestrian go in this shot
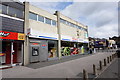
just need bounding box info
[93,48,96,53]
[89,48,93,54]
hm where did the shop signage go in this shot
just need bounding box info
[41,44,47,48]
[18,33,25,40]
[0,31,25,40]
[0,32,10,37]
[32,43,39,45]
[29,28,58,40]
[72,38,78,41]
[0,53,5,56]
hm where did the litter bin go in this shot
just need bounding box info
[116,50,120,58]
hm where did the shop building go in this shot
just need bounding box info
[56,12,89,57]
[24,2,89,65]
[24,2,58,65]
[0,1,25,67]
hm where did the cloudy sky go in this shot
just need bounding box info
[20,0,119,39]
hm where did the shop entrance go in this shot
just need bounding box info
[0,41,23,65]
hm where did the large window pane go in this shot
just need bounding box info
[8,6,23,19]
[8,7,17,17]
[2,4,7,14]
[29,12,37,20]
[52,20,56,26]
[45,18,51,25]
[38,15,44,22]
[16,9,23,19]
[0,4,2,14]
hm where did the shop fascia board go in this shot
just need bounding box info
[27,28,58,40]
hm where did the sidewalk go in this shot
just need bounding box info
[26,53,92,69]
[2,52,115,78]
[96,58,119,78]
[26,49,116,69]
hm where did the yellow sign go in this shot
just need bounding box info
[18,33,25,40]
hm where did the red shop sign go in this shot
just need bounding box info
[0,31,18,40]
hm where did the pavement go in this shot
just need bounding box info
[96,58,120,79]
[26,53,93,69]
[1,51,116,79]
[26,49,117,69]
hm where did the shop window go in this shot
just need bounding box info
[45,18,51,25]
[52,20,56,26]
[29,12,37,21]
[61,41,80,56]
[48,40,58,58]
[38,15,44,22]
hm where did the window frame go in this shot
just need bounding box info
[29,12,37,21]
[52,20,57,26]
[45,17,51,25]
[38,15,44,22]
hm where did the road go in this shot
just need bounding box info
[1,52,115,79]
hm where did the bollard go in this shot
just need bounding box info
[111,55,113,60]
[99,61,102,70]
[83,69,88,80]
[115,53,117,58]
[113,54,115,58]
[114,53,116,58]
[110,56,112,62]
[107,57,110,63]
[93,64,97,76]
[112,54,114,59]
[66,78,68,80]
[104,59,107,66]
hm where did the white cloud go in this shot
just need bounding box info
[61,2,118,38]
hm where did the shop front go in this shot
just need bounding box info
[29,39,58,63]
[0,31,25,66]
[28,29,58,63]
[61,36,89,57]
